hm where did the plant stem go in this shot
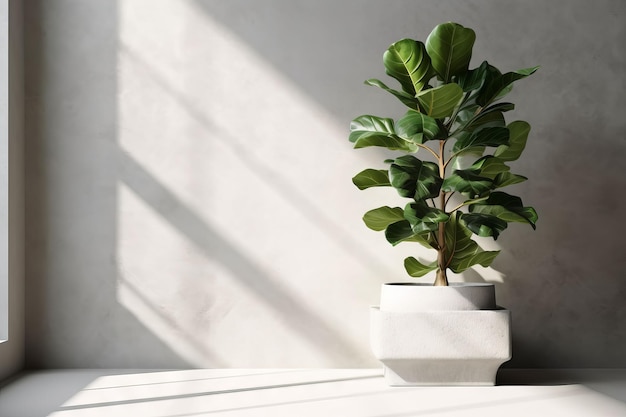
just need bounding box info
[435,209,448,286]
[435,139,449,286]
[435,259,448,286]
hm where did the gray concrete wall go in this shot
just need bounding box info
[0,0,25,381]
[24,0,626,368]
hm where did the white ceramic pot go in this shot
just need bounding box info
[371,282,511,386]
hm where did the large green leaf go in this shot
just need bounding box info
[416,83,463,118]
[471,204,537,229]
[456,60,489,92]
[349,114,396,140]
[425,22,476,82]
[477,66,539,107]
[362,206,404,231]
[389,155,442,200]
[471,156,510,179]
[353,134,416,151]
[483,102,516,113]
[385,220,414,245]
[352,169,390,190]
[470,191,538,229]
[461,213,508,239]
[441,169,493,197]
[364,79,420,109]
[452,102,512,136]
[493,172,528,188]
[404,202,449,233]
[396,110,440,142]
[404,257,438,277]
[444,213,500,273]
[383,39,433,95]
[349,115,416,151]
[385,220,436,248]
[464,108,506,132]
[453,127,510,154]
[494,121,530,161]
[450,147,487,171]
[452,110,507,142]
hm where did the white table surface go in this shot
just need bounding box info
[1,368,626,417]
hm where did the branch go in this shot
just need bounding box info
[445,192,455,210]
[415,143,439,161]
[449,200,468,214]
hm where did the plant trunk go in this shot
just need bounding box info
[434,237,448,286]
[435,139,449,287]
[434,200,448,286]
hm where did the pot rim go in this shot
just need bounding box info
[383,282,494,287]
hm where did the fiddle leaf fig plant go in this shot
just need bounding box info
[350,22,538,286]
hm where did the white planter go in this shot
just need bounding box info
[370,283,511,386]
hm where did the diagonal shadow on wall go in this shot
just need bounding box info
[118,149,365,364]
[118,43,392,278]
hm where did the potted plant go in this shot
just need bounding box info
[350,22,538,385]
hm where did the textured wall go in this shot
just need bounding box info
[25,0,626,368]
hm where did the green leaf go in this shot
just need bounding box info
[477,66,539,107]
[453,102,511,136]
[364,79,420,109]
[471,156,510,179]
[444,213,500,273]
[493,172,528,188]
[349,115,416,151]
[352,169,390,190]
[441,169,493,197]
[385,220,414,245]
[464,108,506,132]
[454,195,490,210]
[450,147,487,171]
[481,102,516,115]
[385,220,435,248]
[404,202,449,233]
[425,22,476,82]
[453,103,479,126]
[404,257,438,277]
[494,121,530,161]
[416,83,463,118]
[461,213,508,239]
[362,206,404,231]
[456,60,488,92]
[353,134,416,151]
[396,110,440,142]
[470,191,538,229]
[349,115,395,140]
[389,155,442,200]
[455,250,499,272]
[383,39,433,95]
[453,109,507,140]
[453,127,510,154]
[471,204,537,229]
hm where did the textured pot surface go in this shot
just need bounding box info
[379,282,496,312]
[372,282,510,386]
[370,307,511,386]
